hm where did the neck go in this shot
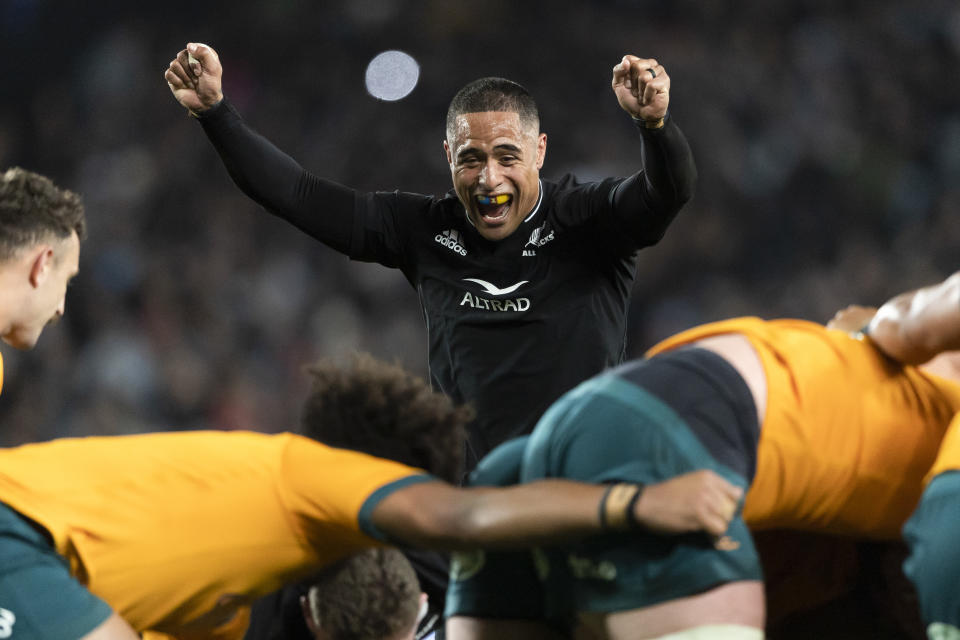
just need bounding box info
[0,268,24,339]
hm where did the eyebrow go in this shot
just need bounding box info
[456,143,523,161]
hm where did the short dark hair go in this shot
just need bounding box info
[0,167,86,261]
[305,548,421,640]
[299,353,472,484]
[446,77,540,141]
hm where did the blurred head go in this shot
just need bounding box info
[0,168,85,349]
[300,548,425,640]
[298,353,472,484]
[444,78,546,242]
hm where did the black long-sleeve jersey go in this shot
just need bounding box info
[198,98,696,469]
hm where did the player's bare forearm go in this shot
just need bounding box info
[371,471,742,551]
[867,272,960,364]
[446,617,566,640]
[372,480,610,551]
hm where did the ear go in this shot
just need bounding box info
[535,133,547,170]
[443,139,453,166]
[416,592,429,625]
[300,594,322,638]
[28,246,54,289]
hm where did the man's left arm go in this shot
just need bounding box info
[866,271,960,364]
[609,55,697,245]
[368,470,743,551]
[829,271,960,365]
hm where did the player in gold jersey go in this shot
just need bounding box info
[446,273,960,640]
[831,272,960,640]
[0,355,739,640]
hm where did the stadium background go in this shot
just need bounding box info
[1,0,958,444]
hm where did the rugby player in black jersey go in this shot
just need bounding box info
[165,42,696,640]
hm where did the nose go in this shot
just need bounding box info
[478,159,503,189]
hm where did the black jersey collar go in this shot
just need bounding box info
[522,180,544,224]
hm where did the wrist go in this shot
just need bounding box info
[191,96,226,119]
[598,483,645,531]
[632,111,668,130]
[854,320,874,343]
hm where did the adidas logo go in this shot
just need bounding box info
[435,229,467,256]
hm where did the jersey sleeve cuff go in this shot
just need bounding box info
[194,96,236,125]
[632,111,670,134]
[357,474,437,542]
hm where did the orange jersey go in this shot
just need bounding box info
[927,412,960,480]
[649,317,960,539]
[0,430,431,638]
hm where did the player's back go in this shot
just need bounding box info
[0,431,421,637]
[649,317,960,538]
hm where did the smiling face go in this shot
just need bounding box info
[444,111,547,242]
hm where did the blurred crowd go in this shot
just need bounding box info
[1,0,958,444]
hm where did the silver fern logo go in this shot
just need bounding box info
[525,225,555,248]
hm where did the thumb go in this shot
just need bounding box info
[186,42,220,76]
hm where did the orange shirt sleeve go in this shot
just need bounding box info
[928,412,960,481]
[277,435,435,558]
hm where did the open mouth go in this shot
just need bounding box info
[475,194,513,223]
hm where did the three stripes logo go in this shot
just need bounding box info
[434,229,467,256]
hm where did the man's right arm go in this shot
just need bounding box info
[165,43,355,253]
[606,55,697,246]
